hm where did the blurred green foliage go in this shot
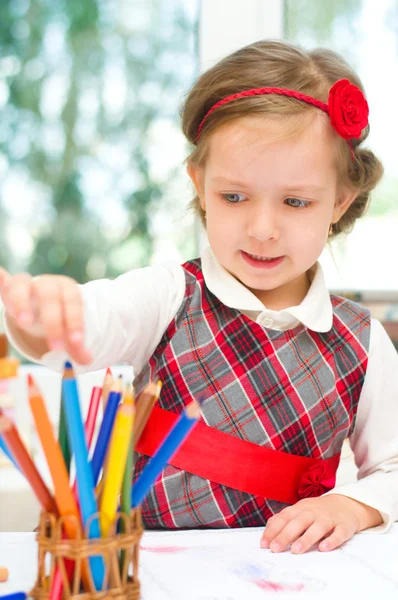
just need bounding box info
[285,0,398,219]
[0,0,198,282]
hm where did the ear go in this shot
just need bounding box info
[186,162,206,210]
[333,186,358,223]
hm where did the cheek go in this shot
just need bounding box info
[295,222,328,255]
[207,207,240,237]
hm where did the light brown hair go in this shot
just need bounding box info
[181,40,383,235]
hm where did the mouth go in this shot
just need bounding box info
[241,251,285,269]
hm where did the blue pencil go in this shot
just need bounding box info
[90,380,122,485]
[132,400,201,507]
[0,593,27,600]
[0,434,20,470]
[62,362,105,591]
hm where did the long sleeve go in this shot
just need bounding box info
[4,262,186,375]
[327,318,398,532]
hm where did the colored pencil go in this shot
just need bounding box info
[62,362,105,591]
[0,408,18,469]
[101,367,113,410]
[119,385,135,573]
[68,385,102,497]
[133,380,162,446]
[90,379,123,486]
[0,593,27,600]
[100,400,135,537]
[52,386,101,599]
[84,385,102,449]
[28,374,80,528]
[58,366,72,473]
[0,414,57,514]
[27,374,93,596]
[0,433,20,470]
[121,385,135,517]
[132,399,201,507]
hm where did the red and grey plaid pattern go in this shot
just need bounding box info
[133,259,370,529]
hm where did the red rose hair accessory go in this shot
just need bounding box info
[195,78,369,158]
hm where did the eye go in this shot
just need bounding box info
[285,197,310,208]
[222,193,247,204]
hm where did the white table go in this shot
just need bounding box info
[0,526,397,600]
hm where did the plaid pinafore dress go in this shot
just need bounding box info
[133,259,370,529]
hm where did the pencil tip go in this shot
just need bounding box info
[106,367,112,375]
[27,373,34,386]
[64,360,73,369]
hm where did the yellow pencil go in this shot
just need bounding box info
[99,401,135,537]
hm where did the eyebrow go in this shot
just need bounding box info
[210,176,251,188]
[210,176,328,192]
[284,183,329,192]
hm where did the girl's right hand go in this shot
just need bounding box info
[0,268,92,365]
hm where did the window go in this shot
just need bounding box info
[285,0,398,292]
[0,0,199,283]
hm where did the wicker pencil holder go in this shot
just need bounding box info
[30,508,143,600]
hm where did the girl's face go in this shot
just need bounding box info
[188,113,356,309]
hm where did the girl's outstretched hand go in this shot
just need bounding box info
[260,494,383,554]
[0,267,92,365]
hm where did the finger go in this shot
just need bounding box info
[60,279,85,341]
[33,278,66,350]
[260,508,297,549]
[0,268,12,305]
[318,524,354,552]
[62,284,92,365]
[268,511,315,553]
[1,273,34,325]
[0,267,10,291]
[291,516,334,554]
[65,340,92,365]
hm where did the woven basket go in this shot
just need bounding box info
[30,508,143,600]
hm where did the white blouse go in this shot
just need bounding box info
[5,247,398,532]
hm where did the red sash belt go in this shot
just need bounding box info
[136,406,341,505]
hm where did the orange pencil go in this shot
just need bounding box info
[0,414,57,514]
[27,374,94,595]
[27,375,80,529]
[101,367,113,410]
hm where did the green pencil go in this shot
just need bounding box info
[58,377,71,474]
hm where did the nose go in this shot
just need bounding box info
[246,204,280,242]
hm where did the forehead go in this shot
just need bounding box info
[206,113,339,184]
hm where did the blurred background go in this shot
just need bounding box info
[0,0,397,530]
[0,0,397,292]
[0,0,200,285]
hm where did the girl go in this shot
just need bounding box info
[1,40,397,554]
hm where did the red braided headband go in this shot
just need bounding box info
[195,78,369,153]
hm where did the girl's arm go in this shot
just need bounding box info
[324,317,398,531]
[3,263,186,374]
[260,317,397,554]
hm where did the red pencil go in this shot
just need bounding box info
[0,414,57,514]
[101,367,113,410]
[85,386,102,448]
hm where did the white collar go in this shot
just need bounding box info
[200,246,333,333]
